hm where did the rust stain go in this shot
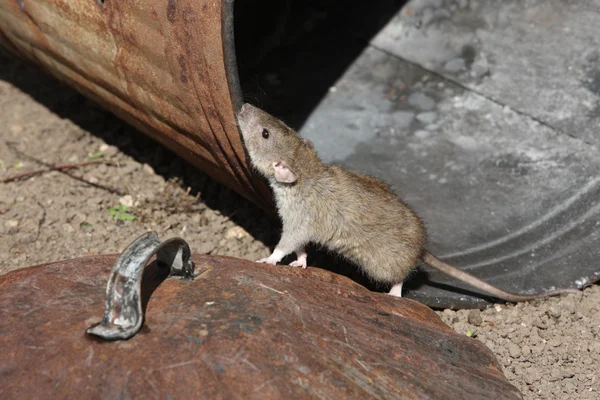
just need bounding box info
[167,0,176,23]
[182,5,194,24]
[177,55,188,83]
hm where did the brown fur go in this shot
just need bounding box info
[238,103,426,284]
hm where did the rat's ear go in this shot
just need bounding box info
[302,138,314,149]
[273,161,297,183]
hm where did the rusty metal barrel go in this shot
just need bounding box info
[0,0,272,208]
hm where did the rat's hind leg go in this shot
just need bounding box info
[388,282,404,297]
[289,248,308,269]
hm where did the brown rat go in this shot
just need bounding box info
[236,103,580,302]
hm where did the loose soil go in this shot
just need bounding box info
[1,53,598,399]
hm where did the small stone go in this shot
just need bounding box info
[5,219,19,228]
[548,338,561,347]
[547,306,561,318]
[508,343,520,358]
[88,176,99,184]
[142,163,155,175]
[119,195,134,207]
[533,319,548,330]
[99,143,110,152]
[197,242,215,254]
[10,124,24,134]
[62,223,74,233]
[549,371,575,382]
[571,311,583,320]
[226,226,249,240]
[467,310,483,326]
[103,145,119,157]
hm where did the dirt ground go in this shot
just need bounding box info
[1,53,598,399]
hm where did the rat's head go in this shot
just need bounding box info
[237,103,314,184]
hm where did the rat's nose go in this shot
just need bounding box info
[240,103,249,114]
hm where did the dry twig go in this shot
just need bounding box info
[2,160,112,183]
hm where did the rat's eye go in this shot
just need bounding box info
[261,128,269,139]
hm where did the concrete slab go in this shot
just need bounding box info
[300,46,600,308]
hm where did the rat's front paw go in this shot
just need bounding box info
[257,257,278,265]
[289,259,307,269]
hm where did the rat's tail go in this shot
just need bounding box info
[422,251,580,303]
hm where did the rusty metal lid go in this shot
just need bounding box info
[0,238,521,399]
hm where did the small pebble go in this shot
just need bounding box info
[62,223,74,233]
[142,163,155,175]
[508,343,521,358]
[119,195,134,207]
[10,124,24,134]
[197,242,215,254]
[226,226,249,240]
[467,309,483,326]
[533,320,548,330]
[547,306,562,318]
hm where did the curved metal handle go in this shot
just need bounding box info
[86,231,194,340]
